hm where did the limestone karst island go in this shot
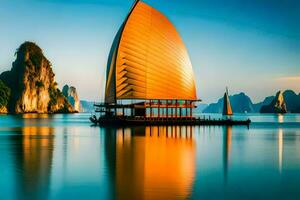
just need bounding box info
[0,42,80,114]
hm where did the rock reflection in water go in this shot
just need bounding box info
[15,126,54,200]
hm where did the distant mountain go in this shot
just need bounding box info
[195,103,208,113]
[80,100,95,113]
[203,92,256,113]
[260,91,287,113]
[260,90,300,113]
[203,90,300,114]
[283,90,300,113]
[253,96,274,112]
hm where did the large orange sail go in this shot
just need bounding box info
[105,0,197,103]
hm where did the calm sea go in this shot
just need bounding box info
[0,113,300,200]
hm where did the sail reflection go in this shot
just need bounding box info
[223,126,232,183]
[112,126,196,199]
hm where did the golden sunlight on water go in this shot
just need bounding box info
[278,115,284,123]
[22,113,50,119]
[115,126,196,200]
[20,126,54,199]
[278,129,283,173]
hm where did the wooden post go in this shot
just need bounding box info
[150,100,152,119]
[185,100,188,120]
[190,101,193,118]
[144,101,146,119]
[180,107,182,118]
[162,103,164,118]
[158,100,160,119]
[166,100,168,119]
[175,100,178,118]
[171,101,173,118]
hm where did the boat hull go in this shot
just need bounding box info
[92,117,251,127]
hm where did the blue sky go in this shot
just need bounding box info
[0,0,299,103]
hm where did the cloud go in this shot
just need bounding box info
[277,76,300,81]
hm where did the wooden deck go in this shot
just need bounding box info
[90,116,251,127]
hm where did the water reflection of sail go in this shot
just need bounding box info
[115,126,195,199]
[16,126,54,200]
[223,126,232,183]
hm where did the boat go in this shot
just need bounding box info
[223,87,233,116]
[89,115,98,125]
[90,1,251,127]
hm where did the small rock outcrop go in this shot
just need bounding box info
[0,42,74,113]
[260,91,287,113]
[62,85,81,112]
[0,80,10,113]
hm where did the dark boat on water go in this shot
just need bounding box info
[89,115,251,127]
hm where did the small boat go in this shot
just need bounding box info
[89,115,98,124]
[223,87,233,116]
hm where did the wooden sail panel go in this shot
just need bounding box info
[105,1,197,103]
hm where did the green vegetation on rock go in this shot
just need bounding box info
[0,80,11,109]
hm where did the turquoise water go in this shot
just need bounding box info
[0,113,300,200]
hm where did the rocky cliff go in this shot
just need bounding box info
[282,90,300,113]
[253,96,274,112]
[0,42,74,113]
[62,85,81,112]
[0,80,10,113]
[260,91,287,113]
